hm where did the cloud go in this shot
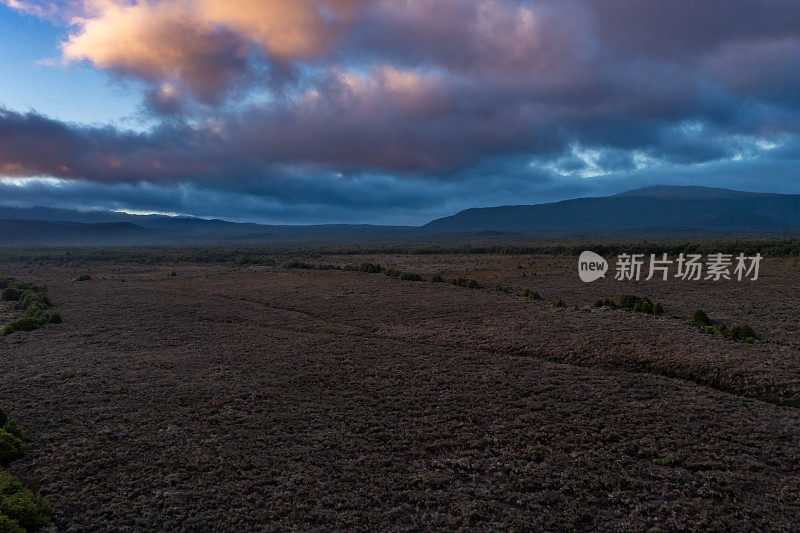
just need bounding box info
[3,0,800,222]
[59,0,366,102]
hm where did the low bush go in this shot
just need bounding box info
[431,275,445,283]
[399,273,422,282]
[618,295,664,315]
[495,284,510,293]
[691,308,756,342]
[0,410,52,532]
[1,281,61,337]
[728,323,756,341]
[75,274,92,281]
[286,261,339,271]
[357,263,383,273]
[522,289,541,299]
[284,261,315,269]
[8,318,38,333]
[451,278,480,289]
[384,269,401,279]
[0,429,22,468]
[691,308,712,327]
[594,298,617,308]
[1,288,21,302]
[0,488,51,532]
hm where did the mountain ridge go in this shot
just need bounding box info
[2,186,800,245]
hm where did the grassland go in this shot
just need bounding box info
[1,246,799,529]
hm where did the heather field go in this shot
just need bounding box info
[1,249,800,530]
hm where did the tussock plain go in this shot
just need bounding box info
[1,250,799,530]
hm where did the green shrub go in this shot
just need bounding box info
[0,279,14,290]
[0,324,13,336]
[522,289,541,299]
[9,319,38,333]
[0,416,51,532]
[285,261,314,269]
[495,284,510,293]
[2,421,22,442]
[399,273,422,281]
[0,429,23,467]
[0,513,25,533]
[75,274,92,281]
[0,471,22,497]
[431,275,444,283]
[727,323,756,341]
[618,294,639,310]
[554,299,567,308]
[617,294,663,314]
[1,289,21,302]
[46,312,62,325]
[358,263,383,274]
[595,298,616,308]
[0,481,51,532]
[452,278,480,289]
[691,308,711,327]
[19,291,49,309]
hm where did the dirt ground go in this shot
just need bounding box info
[1,253,799,531]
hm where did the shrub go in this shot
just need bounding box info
[727,323,756,341]
[522,289,541,299]
[618,294,663,314]
[170,271,177,276]
[594,298,617,308]
[2,421,22,442]
[495,284,510,293]
[554,299,567,308]
[0,470,51,532]
[0,279,14,290]
[0,281,61,337]
[75,274,92,281]
[19,292,49,310]
[691,308,711,327]
[0,429,23,467]
[431,275,444,283]
[9,319,38,333]
[285,261,314,269]
[358,263,383,274]
[452,278,480,289]
[0,411,50,532]
[0,514,25,533]
[0,289,21,302]
[399,272,422,282]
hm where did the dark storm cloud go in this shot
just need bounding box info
[2,0,800,222]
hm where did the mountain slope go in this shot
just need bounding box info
[422,186,800,235]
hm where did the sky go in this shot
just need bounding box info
[0,0,799,225]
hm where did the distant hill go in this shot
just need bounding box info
[0,219,160,246]
[422,186,800,236]
[2,186,800,245]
